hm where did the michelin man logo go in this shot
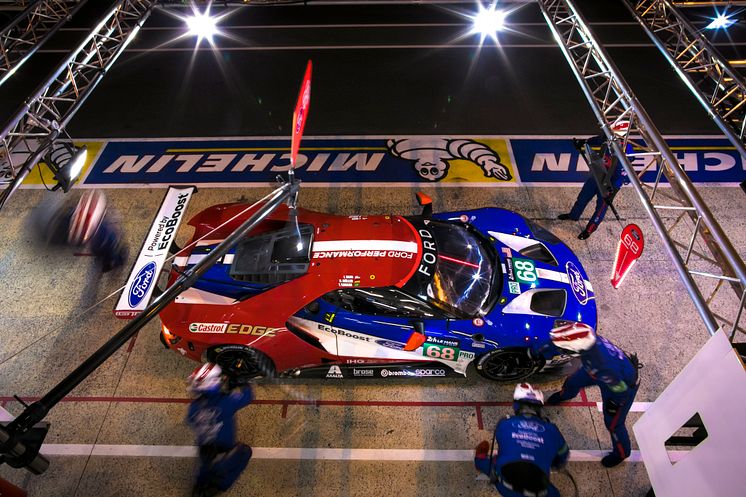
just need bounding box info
[387,138,512,182]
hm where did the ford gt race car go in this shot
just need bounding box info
[147,193,596,382]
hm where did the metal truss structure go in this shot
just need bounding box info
[624,0,746,160]
[537,0,746,341]
[0,1,87,88]
[0,0,157,209]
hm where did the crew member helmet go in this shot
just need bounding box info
[513,383,544,406]
[611,120,630,137]
[188,363,223,394]
[550,322,597,353]
[68,190,106,245]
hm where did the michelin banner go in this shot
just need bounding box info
[70,136,745,187]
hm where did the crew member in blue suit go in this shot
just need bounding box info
[187,363,254,497]
[546,323,641,467]
[475,383,570,497]
[557,122,633,240]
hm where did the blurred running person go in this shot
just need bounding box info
[546,323,641,467]
[475,383,569,497]
[33,189,127,272]
[187,363,254,497]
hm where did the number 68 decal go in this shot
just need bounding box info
[423,343,459,361]
[513,258,537,284]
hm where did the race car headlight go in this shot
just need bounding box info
[161,324,181,345]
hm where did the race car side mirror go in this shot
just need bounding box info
[416,192,433,218]
[403,321,427,351]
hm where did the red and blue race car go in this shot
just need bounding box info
[153,194,596,382]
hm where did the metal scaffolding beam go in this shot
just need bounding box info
[537,0,746,339]
[0,1,88,88]
[624,0,746,160]
[0,0,157,209]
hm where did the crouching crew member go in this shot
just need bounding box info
[187,363,254,497]
[546,323,641,467]
[475,383,570,497]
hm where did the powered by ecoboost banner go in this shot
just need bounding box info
[114,186,196,318]
[79,136,746,186]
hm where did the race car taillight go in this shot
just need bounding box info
[161,324,181,345]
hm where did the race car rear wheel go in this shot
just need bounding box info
[206,345,276,381]
[475,348,545,382]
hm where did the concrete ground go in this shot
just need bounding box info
[1,184,744,497]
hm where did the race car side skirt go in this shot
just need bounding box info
[283,361,462,380]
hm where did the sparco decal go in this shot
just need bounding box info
[565,261,589,305]
[128,261,157,308]
[414,368,447,377]
[317,324,371,342]
[189,323,227,334]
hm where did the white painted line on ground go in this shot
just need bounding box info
[39,445,686,463]
[0,405,13,422]
[596,402,652,413]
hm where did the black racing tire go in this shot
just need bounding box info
[206,345,276,380]
[475,348,545,382]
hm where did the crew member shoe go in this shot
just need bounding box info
[475,440,490,460]
[601,453,625,468]
[557,213,574,221]
[578,230,591,240]
[545,392,564,405]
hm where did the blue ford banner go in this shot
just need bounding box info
[80,136,745,186]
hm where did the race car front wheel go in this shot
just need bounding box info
[206,345,276,381]
[475,348,545,382]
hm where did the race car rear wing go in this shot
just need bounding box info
[114,186,197,319]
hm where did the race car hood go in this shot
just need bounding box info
[171,203,424,310]
[434,208,597,329]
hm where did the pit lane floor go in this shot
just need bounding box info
[1,184,744,497]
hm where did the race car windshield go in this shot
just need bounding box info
[424,221,496,318]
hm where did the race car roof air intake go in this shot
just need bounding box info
[230,224,313,284]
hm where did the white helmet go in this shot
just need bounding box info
[611,120,630,137]
[513,383,544,406]
[188,363,223,394]
[550,322,597,353]
[68,190,107,245]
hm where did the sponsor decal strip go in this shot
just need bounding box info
[75,135,746,187]
[34,444,668,464]
[536,267,594,292]
[114,186,196,318]
[312,240,418,253]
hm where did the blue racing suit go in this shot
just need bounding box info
[187,386,254,491]
[554,337,639,459]
[568,135,632,235]
[475,412,569,497]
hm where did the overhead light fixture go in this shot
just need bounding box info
[185,8,219,44]
[45,142,88,193]
[470,2,507,44]
[706,13,736,30]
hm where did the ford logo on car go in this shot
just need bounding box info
[128,261,157,308]
[565,261,588,305]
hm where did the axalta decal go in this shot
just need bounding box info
[127,261,157,308]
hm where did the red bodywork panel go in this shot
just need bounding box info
[159,202,423,371]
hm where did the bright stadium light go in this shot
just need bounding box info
[470,2,507,44]
[706,13,736,30]
[185,8,219,44]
